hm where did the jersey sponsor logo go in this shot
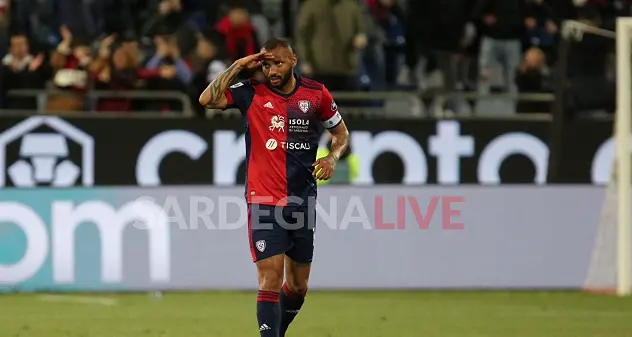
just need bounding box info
[289,119,309,126]
[282,142,311,150]
[299,100,311,113]
[255,240,266,252]
[265,139,278,150]
[230,82,244,89]
[264,140,311,151]
[269,115,285,132]
[289,119,310,133]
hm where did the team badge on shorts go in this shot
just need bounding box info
[255,240,266,252]
[299,100,310,113]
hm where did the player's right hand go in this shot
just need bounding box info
[235,51,274,70]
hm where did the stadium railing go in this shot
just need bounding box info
[6,89,195,117]
[4,89,554,121]
[210,91,555,120]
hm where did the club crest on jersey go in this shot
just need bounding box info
[256,240,266,252]
[269,115,285,132]
[299,100,310,113]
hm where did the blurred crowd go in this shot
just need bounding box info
[0,0,626,116]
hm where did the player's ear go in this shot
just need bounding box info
[292,54,297,67]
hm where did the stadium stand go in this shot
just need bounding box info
[0,0,623,117]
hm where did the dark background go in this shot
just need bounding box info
[0,116,613,186]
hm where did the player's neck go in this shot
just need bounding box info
[276,75,297,95]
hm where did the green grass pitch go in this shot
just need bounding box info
[2,291,632,337]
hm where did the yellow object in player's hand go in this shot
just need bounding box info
[312,156,336,180]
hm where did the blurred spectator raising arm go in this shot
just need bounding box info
[143,34,192,112]
[90,35,140,112]
[47,25,93,112]
[146,35,192,86]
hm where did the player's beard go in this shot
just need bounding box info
[268,71,292,89]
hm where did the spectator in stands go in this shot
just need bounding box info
[144,34,192,112]
[47,25,93,112]
[90,35,139,112]
[0,0,7,56]
[295,0,367,91]
[525,0,558,64]
[565,3,615,115]
[577,0,627,28]
[8,0,59,51]
[143,0,199,54]
[102,0,138,36]
[119,31,146,66]
[143,0,188,37]
[215,2,260,63]
[90,34,117,76]
[218,0,271,47]
[472,0,530,113]
[515,46,551,113]
[280,0,301,39]
[363,0,406,89]
[413,0,476,113]
[57,0,102,40]
[200,0,222,27]
[188,31,228,116]
[0,33,50,110]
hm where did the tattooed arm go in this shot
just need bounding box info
[313,86,347,181]
[198,51,270,109]
[198,62,244,109]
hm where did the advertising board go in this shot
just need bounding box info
[0,116,615,186]
[0,186,602,291]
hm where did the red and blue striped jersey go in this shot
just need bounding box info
[224,75,343,206]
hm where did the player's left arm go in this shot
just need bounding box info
[313,88,349,181]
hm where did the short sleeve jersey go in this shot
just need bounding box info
[224,75,343,206]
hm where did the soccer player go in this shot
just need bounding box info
[198,38,350,337]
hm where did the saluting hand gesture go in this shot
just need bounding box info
[235,51,274,70]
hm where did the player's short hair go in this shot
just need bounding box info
[262,37,293,53]
[10,32,28,39]
[227,0,249,10]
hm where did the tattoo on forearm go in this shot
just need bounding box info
[201,63,243,107]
